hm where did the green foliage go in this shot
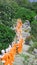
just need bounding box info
[0,4,14,27]
[15,7,36,22]
[0,0,37,52]
[14,0,29,6]
[31,20,37,42]
[0,1,19,27]
[0,1,17,52]
[30,2,37,13]
[27,2,37,13]
[0,24,16,51]
[20,53,29,61]
[32,42,37,49]
[0,4,13,21]
[28,42,37,53]
[0,0,36,23]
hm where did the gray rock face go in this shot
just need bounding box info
[34,15,37,20]
[0,45,37,65]
[29,40,33,45]
[13,44,37,65]
[0,61,3,65]
[13,55,24,65]
[34,48,37,54]
[23,44,30,52]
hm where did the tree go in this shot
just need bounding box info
[0,23,16,52]
[15,0,29,6]
[31,20,37,42]
[0,3,15,27]
[15,7,36,22]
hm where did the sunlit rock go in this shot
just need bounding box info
[34,48,37,54]
[34,15,37,20]
[1,50,5,54]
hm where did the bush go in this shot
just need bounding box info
[0,3,14,27]
[0,4,14,21]
[31,20,37,42]
[0,24,16,51]
[28,42,37,53]
[0,2,19,27]
[15,7,36,22]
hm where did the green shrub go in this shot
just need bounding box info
[0,4,14,27]
[0,2,19,27]
[32,42,37,49]
[15,7,36,22]
[0,4,13,21]
[31,20,37,42]
[28,42,37,53]
[0,24,16,51]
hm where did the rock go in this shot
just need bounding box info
[0,61,3,65]
[13,55,24,65]
[1,50,5,54]
[22,20,31,32]
[29,40,33,45]
[34,48,37,54]
[34,15,37,20]
[33,59,37,65]
[23,44,30,52]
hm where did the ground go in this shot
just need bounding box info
[0,44,37,65]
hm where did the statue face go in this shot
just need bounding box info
[22,21,31,39]
[22,21,31,32]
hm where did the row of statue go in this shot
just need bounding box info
[0,19,31,65]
